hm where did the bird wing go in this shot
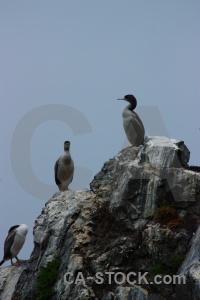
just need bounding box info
[132,111,145,133]
[8,225,19,234]
[124,114,145,146]
[69,162,74,183]
[54,159,61,185]
[4,229,17,259]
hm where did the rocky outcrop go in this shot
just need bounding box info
[1,136,200,300]
[175,225,200,299]
[0,263,27,300]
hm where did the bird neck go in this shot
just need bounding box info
[64,149,70,155]
[126,100,137,111]
[63,151,71,162]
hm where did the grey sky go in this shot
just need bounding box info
[0,1,199,265]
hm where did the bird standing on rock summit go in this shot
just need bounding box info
[0,224,28,266]
[54,141,74,191]
[117,94,145,147]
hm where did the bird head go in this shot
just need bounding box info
[117,94,137,102]
[117,94,137,109]
[64,141,71,151]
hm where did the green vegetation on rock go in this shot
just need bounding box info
[36,258,61,300]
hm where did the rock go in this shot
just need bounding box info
[102,291,114,300]
[175,225,200,300]
[68,283,97,300]
[148,294,163,300]
[0,136,198,300]
[103,137,199,220]
[139,136,190,168]
[12,190,98,300]
[0,263,27,300]
[143,223,189,265]
[113,285,148,299]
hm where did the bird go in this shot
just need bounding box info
[117,94,145,147]
[0,224,28,266]
[54,141,74,191]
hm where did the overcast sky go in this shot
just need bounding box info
[0,0,199,265]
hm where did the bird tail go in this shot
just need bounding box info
[0,259,5,266]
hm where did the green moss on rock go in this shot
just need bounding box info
[36,258,61,300]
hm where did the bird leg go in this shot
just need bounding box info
[14,256,27,264]
[11,257,22,266]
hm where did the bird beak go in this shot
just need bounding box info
[117,98,125,100]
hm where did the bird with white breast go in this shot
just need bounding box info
[54,141,74,191]
[0,224,28,266]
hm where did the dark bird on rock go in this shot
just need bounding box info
[0,224,28,266]
[54,141,74,191]
[117,94,145,146]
